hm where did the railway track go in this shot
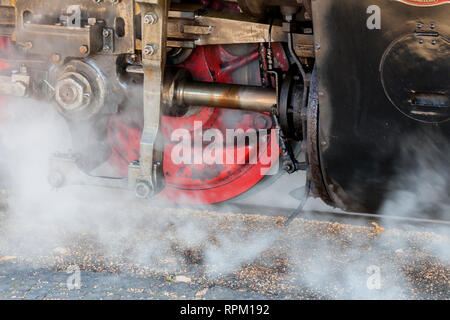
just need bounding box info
[212,204,450,230]
[1,185,449,232]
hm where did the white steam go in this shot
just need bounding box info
[0,99,448,300]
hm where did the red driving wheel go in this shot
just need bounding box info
[107,42,288,204]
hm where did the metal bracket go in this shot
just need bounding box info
[102,27,114,53]
[132,0,168,198]
[166,11,314,57]
[0,65,30,97]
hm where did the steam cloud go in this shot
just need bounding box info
[0,99,448,299]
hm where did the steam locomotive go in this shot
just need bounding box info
[0,0,448,215]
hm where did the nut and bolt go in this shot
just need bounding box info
[103,45,111,52]
[143,44,157,56]
[102,29,110,37]
[57,82,81,106]
[126,54,137,64]
[144,13,158,25]
[79,45,89,55]
[55,74,91,111]
[135,182,152,199]
[282,160,294,173]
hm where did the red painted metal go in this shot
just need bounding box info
[107,41,289,204]
[106,0,290,204]
[107,43,284,204]
[204,0,240,12]
[397,0,449,6]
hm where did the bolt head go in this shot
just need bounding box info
[102,29,110,37]
[55,73,91,111]
[135,182,152,199]
[144,13,158,25]
[143,44,156,56]
[79,45,89,55]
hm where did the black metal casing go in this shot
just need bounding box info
[312,0,450,213]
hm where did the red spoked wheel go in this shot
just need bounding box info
[107,42,289,204]
[397,0,449,6]
[106,0,288,205]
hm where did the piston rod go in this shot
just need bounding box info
[128,65,277,113]
[178,81,276,113]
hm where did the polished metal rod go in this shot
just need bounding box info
[127,65,277,112]
[178,81,276,112]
